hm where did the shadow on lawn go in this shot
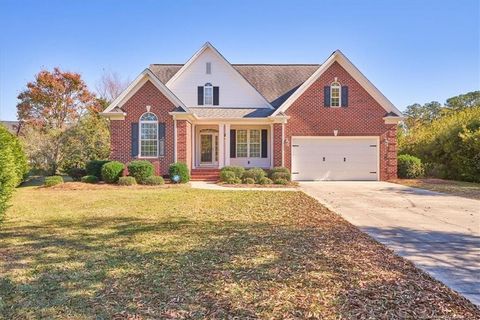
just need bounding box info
[1,216,478,319]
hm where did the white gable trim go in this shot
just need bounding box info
[166,42,274,110]
[272,50,402,117]
[102,69,189,116]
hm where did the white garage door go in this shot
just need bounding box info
[291,137,379,181]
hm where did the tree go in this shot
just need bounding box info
[403,101,444,129]
[96,70,129,103]
[446,91,480,111]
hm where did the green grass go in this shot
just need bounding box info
[1,186,478,319]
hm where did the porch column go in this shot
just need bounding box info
[224,123,230,166]
[191,123,195,169]
[218,123,225,167]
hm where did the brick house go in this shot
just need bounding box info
[102,42,402,181]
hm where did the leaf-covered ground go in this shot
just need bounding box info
[1,186,478,319]
[390,178,480,200]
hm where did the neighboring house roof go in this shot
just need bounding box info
[189,107,274,119]
[0,120,20,134]
[149,64,320,109]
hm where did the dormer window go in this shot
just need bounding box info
[204,83,213,105]
[206,62,211,74]
[330,81,341,107]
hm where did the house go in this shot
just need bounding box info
[101,42,402,181]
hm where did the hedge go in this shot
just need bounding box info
[169,162,190,183]
[101,161,125,183]
[81,175,98,184]
[86,160,110,180]
[128,160,154,184]
[118,176,137,186]
[398,154,424,179]
[44,176,64,187]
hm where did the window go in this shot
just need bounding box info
[236,129,262,158]
[249,130,261,157]
[206,62,211,74]
[330,81,341,107]
[236,130,248,157]
[140,112,158,157]
[204,83,213,105]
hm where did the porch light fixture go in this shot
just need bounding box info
[284,138,289,146]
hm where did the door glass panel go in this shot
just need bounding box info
[201,135,213,162]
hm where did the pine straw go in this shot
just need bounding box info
[1,188,478,319]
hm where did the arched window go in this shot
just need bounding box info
[330,81,341,107]
[139,112,158,157]
[204,83,213,105]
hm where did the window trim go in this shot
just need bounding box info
[235,129,262,159]
[204,83,213,105]
[330,81,341,108]
[139,112,159,158]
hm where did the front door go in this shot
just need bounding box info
[200,133,217,165]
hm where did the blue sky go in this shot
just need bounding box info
[0,0,479,120]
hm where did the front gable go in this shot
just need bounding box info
[166,43,272,109]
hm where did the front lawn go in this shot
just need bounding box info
[390,178,480,200]
[1,186,478,319]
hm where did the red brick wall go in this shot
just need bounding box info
[273,123,283,167]
[110,80,176,176]
[278,61,397,180]
[176,119,192,169]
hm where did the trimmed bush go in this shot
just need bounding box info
[398,154,424,179]
[259,177,273,185]
[68,168,87,181]
[220,166,245,179]
[101,161,125,183]
[81,175,98,184]
[0,125,18,217]
[242,167,266,183]
[268,167,290,178]
[243,177,255,184]
[271,171,291,182]
[143,176,165,185]
[128,160,154,184]
[118,176,137,186]
[86,160,110,179]
[169,162,190,183]
[220,170,235,182]
[44,176,64,187]
[226,177,242,184]
[273,178,288,185]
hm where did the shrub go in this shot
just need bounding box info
[118,176,137,186]
[259,177,273,185]
[128,160,154,184]
[11,138,29,183]
[81,175,98,184]
[226,177,242,184]
[220,166,245,179]
[243,177,255,184]
[242,167,266,183]
[143,176,165,185]
[271,171,291,182]
[101,161,125,183]
[220,170,236,182]
[169,162,190,183]
[398,154,424,179]
[68,168,87,181]
[44,176,64,187]
[268,167,290,178]
[86,160,110,179]
[0,125,18,217]
[273,178,288,185]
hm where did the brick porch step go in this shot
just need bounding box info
[191,168,220,182]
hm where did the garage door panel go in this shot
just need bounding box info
[291,137,378,181]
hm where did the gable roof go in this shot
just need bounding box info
[102,68,189,115]
[150,63,320,109]
[272,50,402,116]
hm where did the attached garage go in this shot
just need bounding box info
[291,137,379,181]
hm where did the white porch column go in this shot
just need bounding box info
[218,123,225,167]
[224,123,230,166]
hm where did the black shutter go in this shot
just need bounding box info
[341,86,349,108]
[131,122,139,157]
[197,86,204,105]
[261,129,268,158]
[158,122,165,156]
[230,129,236,158]
[324,86,330,107]
[213,86,219,105]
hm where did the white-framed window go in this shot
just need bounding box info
[330,81,341,107]
[236,129,248,157]
[206,62,211,74]
[236,129,262,158]
[249,129,261,157]
[139,112,158,157]
[204,83,213,105]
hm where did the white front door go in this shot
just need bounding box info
[291,137,379,181]
[200,133,218,166]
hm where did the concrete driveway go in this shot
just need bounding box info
[300,181,480,306]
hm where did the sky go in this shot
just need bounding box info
[0,0,479,120]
